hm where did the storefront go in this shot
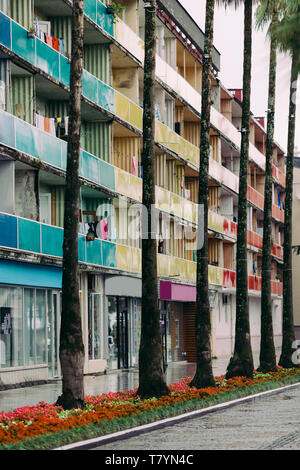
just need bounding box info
[0,260,62,385]
[105,275,141,370]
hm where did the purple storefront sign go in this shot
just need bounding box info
[160,281,196,302]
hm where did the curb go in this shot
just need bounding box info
[55,381,300,450]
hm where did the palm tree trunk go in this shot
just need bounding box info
[226,0,254,379]
[258,26,277,373]
[56,0,85,410]
[279,49,298,368]
[137,0,169,399]
[189,0,215,389]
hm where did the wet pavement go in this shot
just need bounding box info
[94,384,300,450]
[0,350,281,413]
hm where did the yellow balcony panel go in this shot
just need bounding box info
[129,101,143,131]
[131,247,141,272]
[158,253,171,277]
[115,91,130,123]
[208,265,223,286]
[156,186,170,212]
[208,211,223,234]
[116,244,132,272]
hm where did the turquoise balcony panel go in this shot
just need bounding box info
[99,159,115,191]
[11,21,35,66]
[0,11,11,49]
[97,1,114,36]
[15,119,39,159]
[36,131,62,169]
[82,69,98,104]
[84,0,97,23]
[86,238,102,265]
[98,80,115,113]
[36,39,60,82]
[61,140,68,171]
[81,151,101,185]
[0,111,15,148]
[0,213,17,249]
[78,234,86,262]
[41,224,63,257]
[59,55,71,88]
[18,218,41,253]
[102,240,117,268]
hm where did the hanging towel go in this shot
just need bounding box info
[132,156,137,175]
[35,113,44,130]
[277,189,281,207]
[100,218,108,240]
[49,118,56,136]
[52,37,59,51]
[44,117,50,133]
[58,38,65,55]
[64,116,69,135]
[15,103,25,117]
[45,35,53,47]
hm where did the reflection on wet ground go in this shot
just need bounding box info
[0,350,281,413]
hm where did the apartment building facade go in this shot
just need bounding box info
[0,0,286,386]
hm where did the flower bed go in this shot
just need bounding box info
[1,367,300,449]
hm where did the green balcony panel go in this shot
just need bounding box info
[0,11,12,49]
[11,21,35,66]
[98,80,115,113]
[102,240,116,268]
[41,224,63,257]
[86,238,102,265]
[18,218,41,253]
[36,39,60,81]
[0,111,15,148]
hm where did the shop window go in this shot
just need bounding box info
[0,286,23,367]
[88,293,101,360]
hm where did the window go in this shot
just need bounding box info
[0,287,22,367]
[88,293,101,360]
[0,286,49,368]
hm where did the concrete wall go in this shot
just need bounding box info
[15,169,39,221]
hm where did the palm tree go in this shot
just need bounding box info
[136,0,170,399]
[189,0,216,389]
[255,1,280,373]
[226,0,255,379]
[276,0,300,368]
[56,0,85,410]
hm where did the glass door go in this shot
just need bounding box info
[117,298,129,369]
[47,290,61,378]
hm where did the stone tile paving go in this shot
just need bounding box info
[94,387,300,450]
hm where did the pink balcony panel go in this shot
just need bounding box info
[247,186,264,210]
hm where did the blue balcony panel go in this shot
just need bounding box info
[36,39,60,82]
[0,12,11,49]
[0,213,17,249]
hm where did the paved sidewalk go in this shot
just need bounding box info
[0,350,280,413]
[94,383,300,450]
